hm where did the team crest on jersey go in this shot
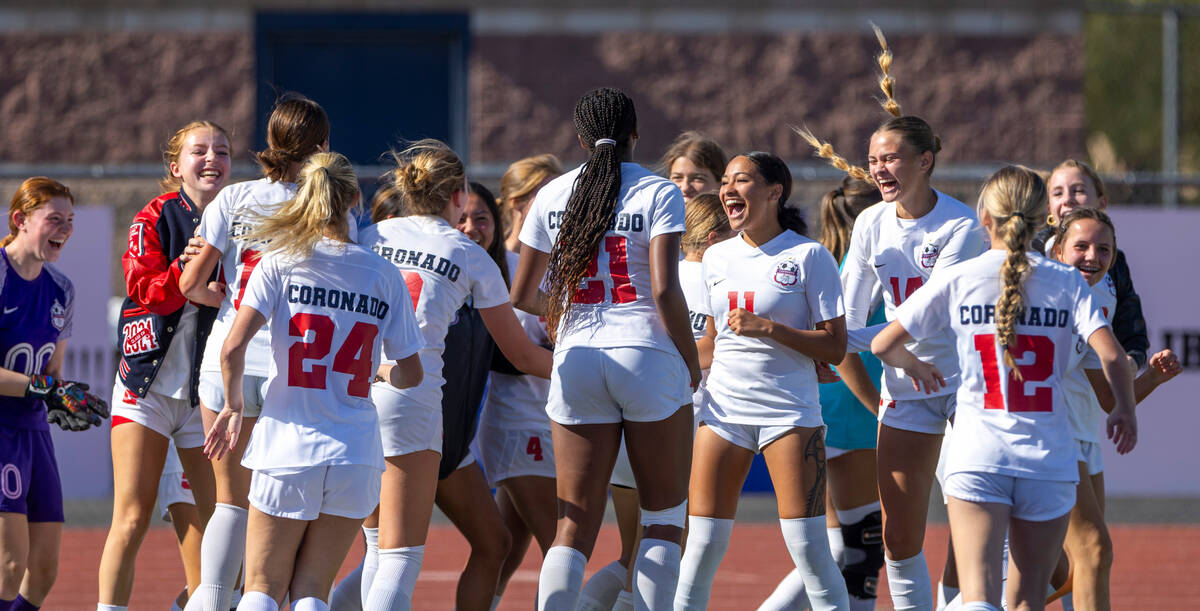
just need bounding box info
[771,257,800,288]
[920,241,941,269]
[122,318,159,356]
[1104,274,1116,297]
[128,222,147,257]
[50,301,66,330]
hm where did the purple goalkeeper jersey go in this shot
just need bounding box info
[0,248,74,431]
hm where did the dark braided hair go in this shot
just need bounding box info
[544,88,638,340]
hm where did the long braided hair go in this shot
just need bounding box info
[977,165,1047,379]
[544,88,638,339]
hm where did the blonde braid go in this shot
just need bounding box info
[792,125,872,183]
[872,23,902,118]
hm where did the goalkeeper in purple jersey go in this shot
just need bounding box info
[0,177,107,611]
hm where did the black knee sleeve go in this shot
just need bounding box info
[840,510,884,599]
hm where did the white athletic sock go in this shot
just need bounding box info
[186,503,249,611]
[633,538,680,611]
[780,517,850,611]
[235,591,277,611]
[834,502,880,526]
[97,605,128,611]
[577,560,627,611]
[364,546,425,611]
[329,561,364,611]
[360,526,380,608]
[885,551,933,611]
[937,581,960,611]
[674,517,733,610]
[613,590,635,611]
[960,602,998,611]
[827,527,846,569]
[291,597,329,611]
[537,546,587,610]
[756,568,809,611]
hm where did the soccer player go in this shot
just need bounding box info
[1,177,106,611]
[511,87,701,610]
[99,121,233,610]
[872,165,1137,611]
[674,153,849,611]
[178,95,332,611]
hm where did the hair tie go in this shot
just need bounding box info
[594,138,617,147]
[1011,212,1026,221]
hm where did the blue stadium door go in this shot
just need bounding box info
[255,13,469,166]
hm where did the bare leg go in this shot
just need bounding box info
[98,422,169,605]
[1007,511,1071,611]
[435,463,512,611]
[947,498,1009,607]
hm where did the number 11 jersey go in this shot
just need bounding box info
[519,163,685,353]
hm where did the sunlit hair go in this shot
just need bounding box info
[1053,207,1117,263]
[256,94,330,183]
[872,24,902,118]
[819,177,881,262]
[2,177,74,248]
[499,154,563,234]
[682,193,729,255]
[793,126,872,183]
[159,121,231,193]
[1049,159,1107,225]
[468,181,510,287]
[544,87,638,341]
[876,115,942,175]
[658,131,727,184]
[247,152,359,259]
[390,139,466,217]
[976,165,1047,379]
[370,179,405,223]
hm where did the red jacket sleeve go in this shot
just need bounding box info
[123,197,188,315]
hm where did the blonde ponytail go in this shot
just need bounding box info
[977,165,1047,379]
[246,152,359,259]
[792,125,872,183]
[872,23,902,118]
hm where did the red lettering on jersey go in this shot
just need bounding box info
[889,276,924,306]
[572,236,638,305]
[287,313,380,397]
[1102,306,1109,319]
[233,249,261,310]
[401,271,424,311]
[727,291,756,313]
[122,319,159,356]
[973,333,1054,412]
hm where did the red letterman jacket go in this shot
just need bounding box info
[116,190,218,405]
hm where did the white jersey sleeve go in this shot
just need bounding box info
[679,259,709,341]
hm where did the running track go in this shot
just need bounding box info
[48,523,1200,609]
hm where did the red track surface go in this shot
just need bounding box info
[51,523,1200,609]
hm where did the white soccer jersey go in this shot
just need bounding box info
[238,239,423,471]
[680,258,712,410]
[895,250,1108,482]
[199,178,296,377]
[480,251,552,431]
[841,191,986,401]
[359,215,510,413]
[1064,273,1118,443]
[699,230,845,425]
[519,163,686,353]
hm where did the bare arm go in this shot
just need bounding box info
[205,304,266,460]
[1088,326,1137,454]
[697,316,716,370]
[178,243,226,307]
[387,353,424,389]
[871,320,945,394]
[837,352,881,415]
[650,233,701,388]
[480,302,553,379]
[509,244,550,317]
[1087,348,1182,412]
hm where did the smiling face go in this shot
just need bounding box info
[171,127,231,204]
[669,156,720,203]
[457,192,497,250]
[867,130,931,203]
[1056,217,1115,286]
[1048,166,1106,224]
[13,196,74,263]
[720,156,781,236]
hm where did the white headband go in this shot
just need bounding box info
[594,138,617,147]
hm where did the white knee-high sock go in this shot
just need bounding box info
[780,517,850,611]
[613,590,635,611]
[97,605,127,611]
[633,538,680,611]
[360,527,380,608]
[827,528,846,569]
[187,503,249,611]
[364,546,425,611]
[329,561,364,611]
[291,597,329,611]
[756,568,809,611]
[674,517,733,610]
[235,591,278,611]
[885,551,933,611]
[537,546,587,611]
[578,560,627,611]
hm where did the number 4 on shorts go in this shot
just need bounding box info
[526,435,544,461]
